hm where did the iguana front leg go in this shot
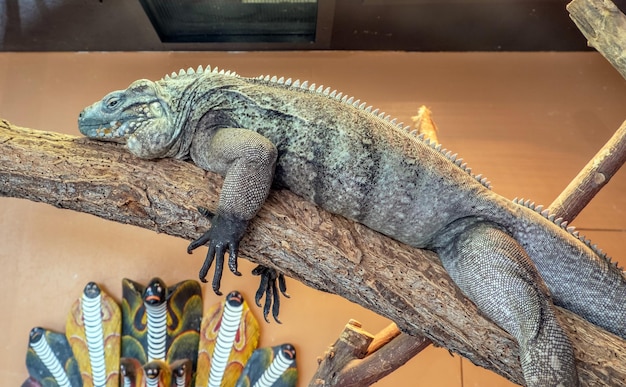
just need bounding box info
[188,128,278,294]
[434,220,578,386]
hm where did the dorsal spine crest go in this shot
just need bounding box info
[511,197,622,269]
[164,65,494,190]
[264,69,494,189]
[161,65,239,82]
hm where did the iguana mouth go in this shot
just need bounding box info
[79,97,163,142]
[82,121,128,140]
[95,121,123,138]
[78,117,143,140]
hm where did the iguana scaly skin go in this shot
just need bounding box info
[78,66,626,386]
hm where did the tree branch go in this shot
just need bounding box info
[567,0,626,80]
[553,0,626,221]
[1,119,625,386]
[309,320,432,387]
[549,120,626,220]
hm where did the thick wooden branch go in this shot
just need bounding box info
[568,0,626,80]
[1,119,625,386]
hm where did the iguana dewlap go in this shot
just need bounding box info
[78,66,626,386]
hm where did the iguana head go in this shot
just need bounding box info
[78,79,178,159]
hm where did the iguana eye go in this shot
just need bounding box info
[106,98,120,109]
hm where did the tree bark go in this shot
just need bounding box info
[556,0,626,221]
[567,0,626,81]
[309,320,432,387]
[549,120,626,220]
[1,120,625,386]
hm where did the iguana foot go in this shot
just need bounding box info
[188,207,248,295]
[252,265,289,323]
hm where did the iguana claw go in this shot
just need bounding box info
[252,265,290,323]
[189,207,247,295]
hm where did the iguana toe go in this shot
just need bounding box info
[211,247,225,295]
[198,244,216,284]
[228,246,242,276]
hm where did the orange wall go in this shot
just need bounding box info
[1,51,625,386]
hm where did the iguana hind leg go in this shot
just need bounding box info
[434,220,578,387]
[251,265,290,324]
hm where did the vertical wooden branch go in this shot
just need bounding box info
[567,0,626,80]
[558,0,626,220]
